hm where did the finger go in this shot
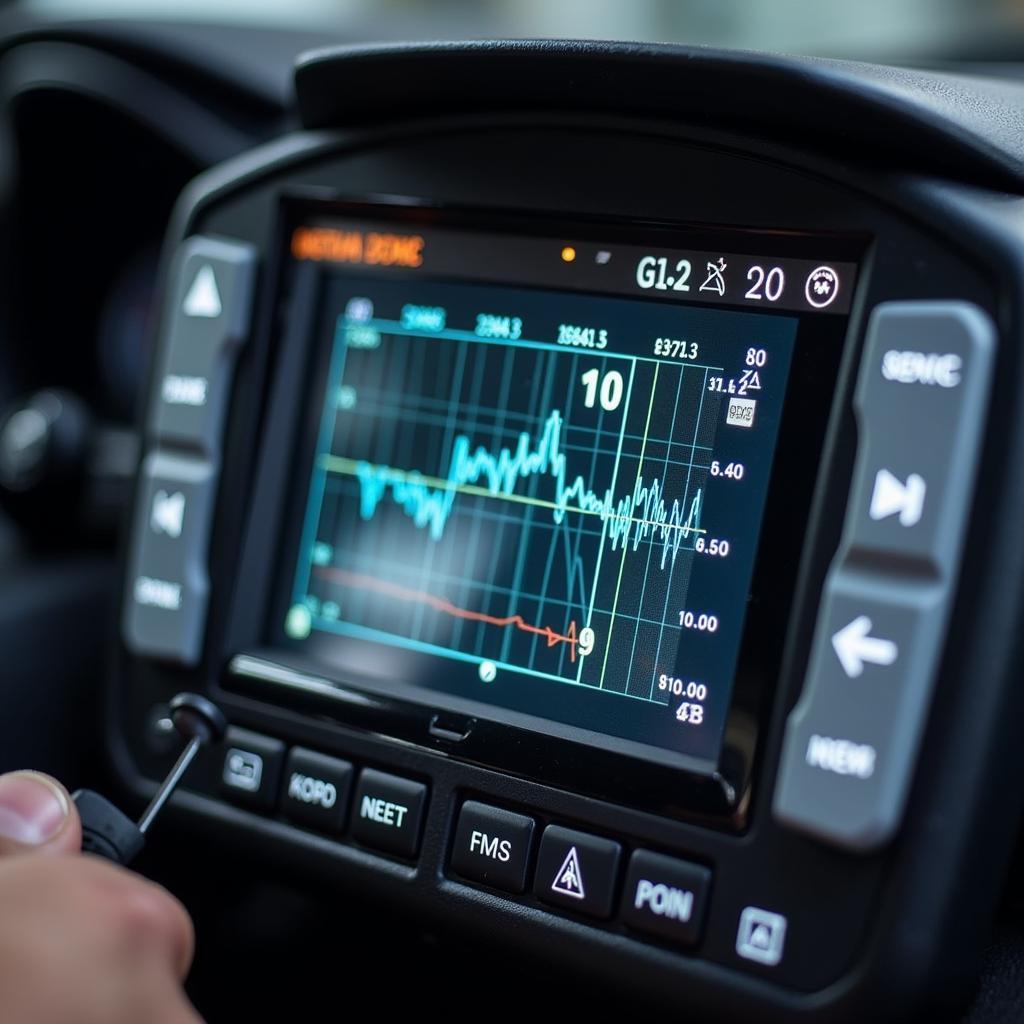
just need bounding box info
[0,771,81,856]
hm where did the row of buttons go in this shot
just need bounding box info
[219,727,428,859]
[773,302,995,850]
[207,726,787,966]
[123,236,256,665]
[450,800,711,948]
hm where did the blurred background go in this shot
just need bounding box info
[19,0,1024,63]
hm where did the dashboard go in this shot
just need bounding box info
[5,22,1024,1023]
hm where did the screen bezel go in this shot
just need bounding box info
[248,195,861,827]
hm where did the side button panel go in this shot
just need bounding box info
[125,234,256,666]
[774,302,994,851]
[122,451,216,665]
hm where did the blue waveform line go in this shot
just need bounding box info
[354,408,703,571]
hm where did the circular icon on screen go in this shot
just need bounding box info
[805,266,840,309]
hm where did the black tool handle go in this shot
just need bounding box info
[73,789,146,866]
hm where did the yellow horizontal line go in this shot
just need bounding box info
[318,454,707,535]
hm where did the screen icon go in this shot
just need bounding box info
[344,296,373,322]
[736,906,788,966]
[726,397,757,428]
[700,258,727,296]
[804,266,839,309]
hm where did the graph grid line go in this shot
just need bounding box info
[291,307,725,705]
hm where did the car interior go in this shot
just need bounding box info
[4,2,1024,1020]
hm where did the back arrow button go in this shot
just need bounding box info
[832,615,899,678]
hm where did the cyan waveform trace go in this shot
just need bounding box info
[354,408,703,571]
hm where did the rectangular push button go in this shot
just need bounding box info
[351,769,427,859]
[534,825,621,919]
[281,748,353,835]
[220,728,284,811]
[844,302,994,576]
[620,850,711,946]
[122,451,216,665]
[150,236,257,460]
[450,801,535,893]
[774,575,944,849]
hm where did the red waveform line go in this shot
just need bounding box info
[314,566,580,661]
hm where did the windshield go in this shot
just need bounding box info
[19,0,1024,63]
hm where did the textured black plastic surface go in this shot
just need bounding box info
[0,11,324,118]
[295,40,1024,190]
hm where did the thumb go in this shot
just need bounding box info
[0,771,81,856]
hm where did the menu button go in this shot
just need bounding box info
[535,825,621,918]
[281,748,353,835]
[620,849,711,946]
[451,801,535,893]
[121,451,215,665]
[150,236,257,459]
[219,728,284,811]
[350,768,427,859]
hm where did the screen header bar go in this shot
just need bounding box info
[291,217,857,316]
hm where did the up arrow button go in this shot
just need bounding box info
[831,615,899,678]
[150,236,257,463]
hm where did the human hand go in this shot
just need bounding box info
[0,770,201,1024]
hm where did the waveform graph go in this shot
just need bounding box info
[292,298,724,704]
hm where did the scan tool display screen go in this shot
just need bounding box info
[279,207,855,767]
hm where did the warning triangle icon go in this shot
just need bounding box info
[183,264,222,318]
[551,846,586,900]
